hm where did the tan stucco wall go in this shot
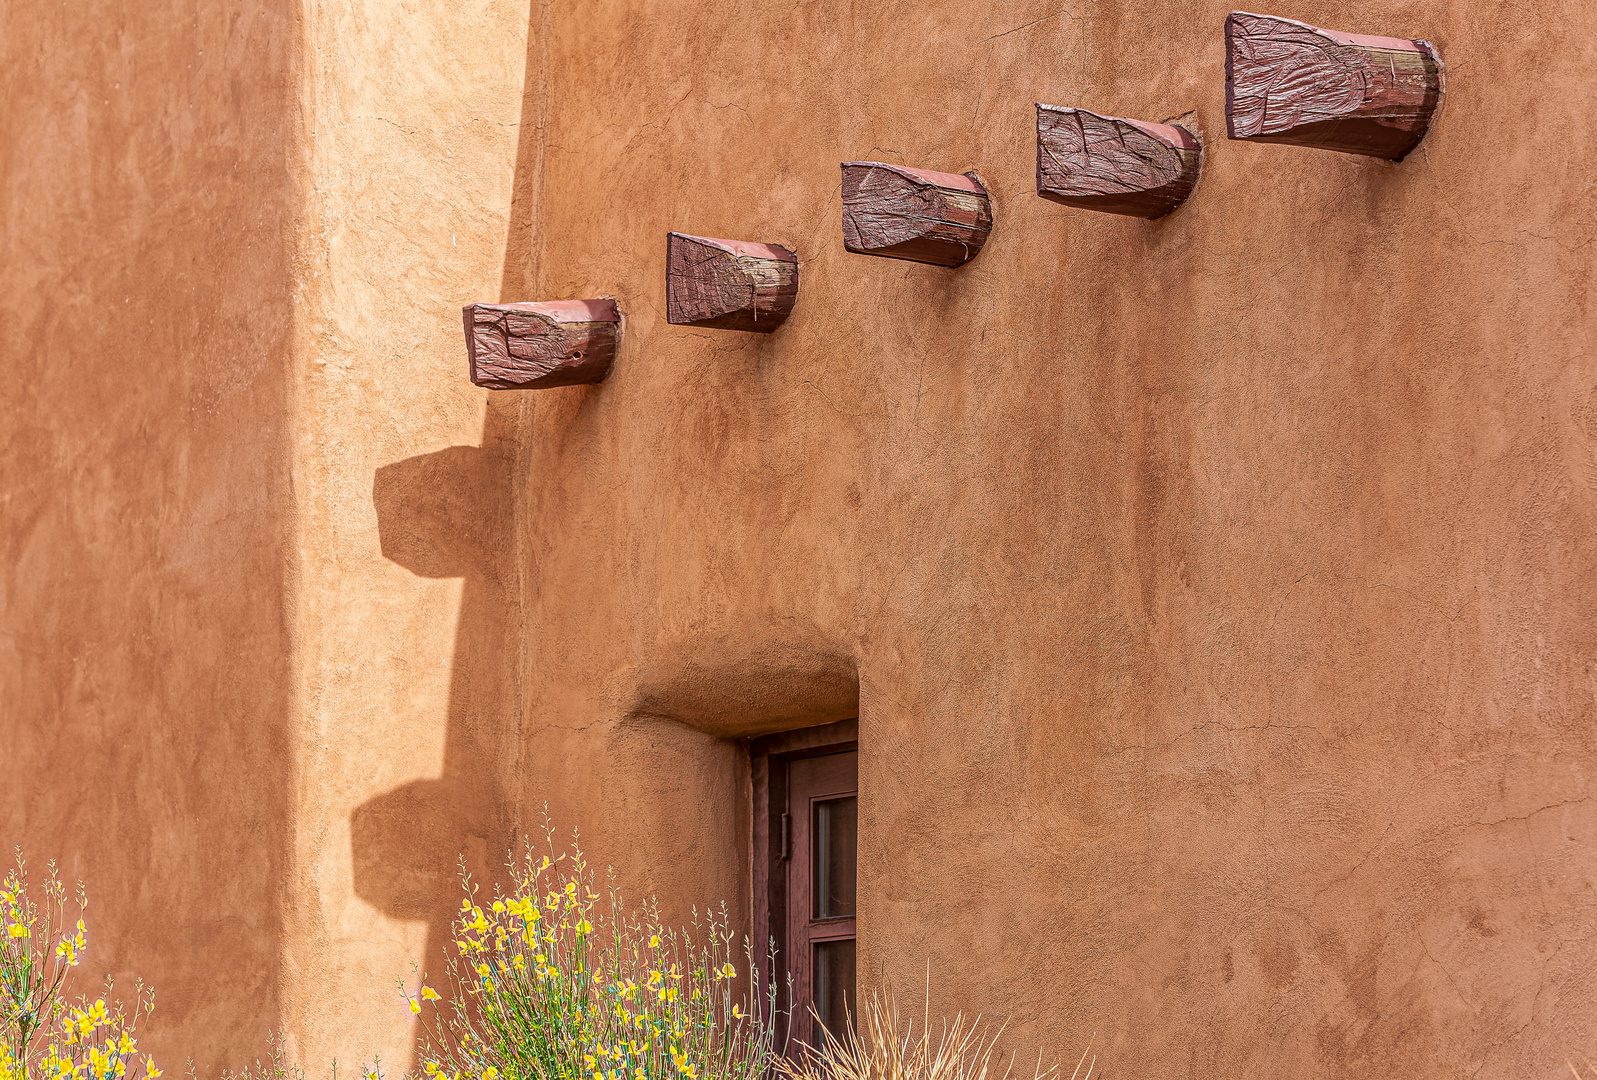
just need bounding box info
[513,0,1597,1075]
[7,0,1597,1076]
[0,0,300,1072]
[285,0,530,1069]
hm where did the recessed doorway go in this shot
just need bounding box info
[751,719,859,1048]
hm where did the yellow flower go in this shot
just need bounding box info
[422,986,441,1001]
[718,963,736,979]
[732,1005,743,1020]
[648,936,661,948]
[7,924,29,938]
[424,1064,440,1075]
[409,999,421,1015]
[576,920,593,935]
[492,901,505,913]
[482,1070,498,1080]
[118,1032,135,1054]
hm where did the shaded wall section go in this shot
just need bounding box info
[0,0,300,1072]
[499,0,1597,1076]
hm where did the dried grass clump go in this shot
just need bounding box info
[774,990,1092,1080]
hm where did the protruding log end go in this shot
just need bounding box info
[666,233,799,333]
[840,162,993,267]
[1224,11,1443,160]
[1035,106,1201,219]
[462,299,619,389]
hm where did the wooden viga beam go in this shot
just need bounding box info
[1225,11,1443,160]
[462,299,618,389]
[1035,106,1201,219]
[840,162,992,267]
[666,233,798,333]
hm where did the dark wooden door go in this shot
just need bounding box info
[785,749,858,1045]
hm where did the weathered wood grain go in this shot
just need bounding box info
[462,299,618,389]
[1225,11,1443,160]
[1035,106,1201,219]
[666,233,799,333]
[840,162,992,267]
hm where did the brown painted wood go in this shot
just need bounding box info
[1224,11,1443,160]
[749,719,857,1050]
[785,750,857,1049]
[750,751,782,992]
[462,299,618,389]
[666,233,798,333]
[750,718,859,761]
[1035,106,1201,219]
[840,162,992,267]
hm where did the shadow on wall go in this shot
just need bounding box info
[349,5,552,1053]
[354,415,524,974]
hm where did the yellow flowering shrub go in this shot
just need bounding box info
[410,831,780,1080]
[0,852,158,1080]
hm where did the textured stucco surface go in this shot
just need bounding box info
[6,0,1597,1076]
[0,0,299,1071]
[511,0,1597,1076]
[286,0,530,1068]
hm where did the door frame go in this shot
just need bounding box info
[750,717,859,1048]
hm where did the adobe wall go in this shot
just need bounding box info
[282,0,532,1070]
[510,0,1597,1075]
[0,0,300,1072]
[7,0,1597,1077]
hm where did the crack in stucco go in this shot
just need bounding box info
[1467,794,1594,829]
[981,8,1080,43]
[1417,927,1478,1013]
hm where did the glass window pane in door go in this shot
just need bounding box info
[813,939,857,1042]
[813,795,857,918]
